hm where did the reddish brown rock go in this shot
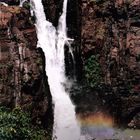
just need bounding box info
[0,4,51,125]
[81,0,140,127]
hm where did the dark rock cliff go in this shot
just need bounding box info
[80,0,140,127]
[42,0,63,26]
[0,2,52,128]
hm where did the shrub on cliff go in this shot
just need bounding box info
[0,107,46,140]
[84,55,101,88]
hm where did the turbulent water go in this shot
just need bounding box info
[31,0,81,140]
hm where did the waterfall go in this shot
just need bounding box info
[31,0,81,140]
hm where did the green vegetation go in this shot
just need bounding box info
[23,2,31,10]
[36,58,43,66]
[0,107,47,140]
[84,55,101,88]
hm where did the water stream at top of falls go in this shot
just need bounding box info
[31,0,81,140]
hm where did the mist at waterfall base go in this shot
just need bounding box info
[27,0,140,140]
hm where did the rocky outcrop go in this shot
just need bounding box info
[81,0,140,127]
[0,3,52,126]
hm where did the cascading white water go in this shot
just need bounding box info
[31,0,81,140]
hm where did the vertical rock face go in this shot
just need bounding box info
[66,0,82,79]
[81,0,140,126]
[42,0,63,26]
[0,3,51,123]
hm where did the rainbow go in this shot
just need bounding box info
[77,112,114,128]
